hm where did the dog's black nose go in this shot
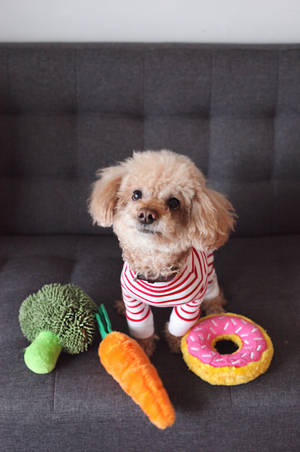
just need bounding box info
[138,208,159,225]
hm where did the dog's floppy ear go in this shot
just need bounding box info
[88,165,126,227]
[189,185,236,251]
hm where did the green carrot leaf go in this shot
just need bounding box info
[95,304,112,339]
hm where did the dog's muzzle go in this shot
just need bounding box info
[137,208,159,225]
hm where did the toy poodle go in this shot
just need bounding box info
[89,150,235,356]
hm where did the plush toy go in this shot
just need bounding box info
[96,304,175,430]
[19,283,97,374]
[181,313,274,386]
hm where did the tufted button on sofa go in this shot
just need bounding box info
[0,44,299,452]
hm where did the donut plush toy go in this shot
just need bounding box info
[181,313,274,386]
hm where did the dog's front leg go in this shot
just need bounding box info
[114,299,159,357]
[164,302,202,353]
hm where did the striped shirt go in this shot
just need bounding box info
[121,248,219,338]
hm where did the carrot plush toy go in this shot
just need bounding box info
[96,305,175,430]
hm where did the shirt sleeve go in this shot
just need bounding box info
[122,290,154,339]
[168,300,202,337]
[204,252,220,300]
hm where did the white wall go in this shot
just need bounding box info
[0,0,300,43]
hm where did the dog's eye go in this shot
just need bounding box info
[132,190,142,201]
[167,197,180,210]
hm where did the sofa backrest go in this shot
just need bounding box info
[0,44,299,235]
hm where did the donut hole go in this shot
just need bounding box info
[211,334,243,355]
[214,339,239,355]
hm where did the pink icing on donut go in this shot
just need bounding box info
[186,314,267,368]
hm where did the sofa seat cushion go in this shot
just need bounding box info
[0,234,299,421]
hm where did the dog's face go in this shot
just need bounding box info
[114,152,194,249]
[89,150,235,254]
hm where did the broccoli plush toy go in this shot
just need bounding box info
[19,283,98,374]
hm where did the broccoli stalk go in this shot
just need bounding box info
[24,331,62,374]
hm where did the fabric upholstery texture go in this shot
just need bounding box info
[0,44,299,451]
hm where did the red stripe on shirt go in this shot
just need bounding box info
[174,306,200,322]
[180,306,199,315]
[125,307,151,322]
[126,306,147,316]
[208,267,214,277]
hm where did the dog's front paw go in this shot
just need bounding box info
[164,322,182,354]
[114,299,126,315]
[136,334,160,357]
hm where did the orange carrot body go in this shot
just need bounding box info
[99,331,175,430]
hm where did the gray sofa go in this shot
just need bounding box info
[0,43,299,452]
